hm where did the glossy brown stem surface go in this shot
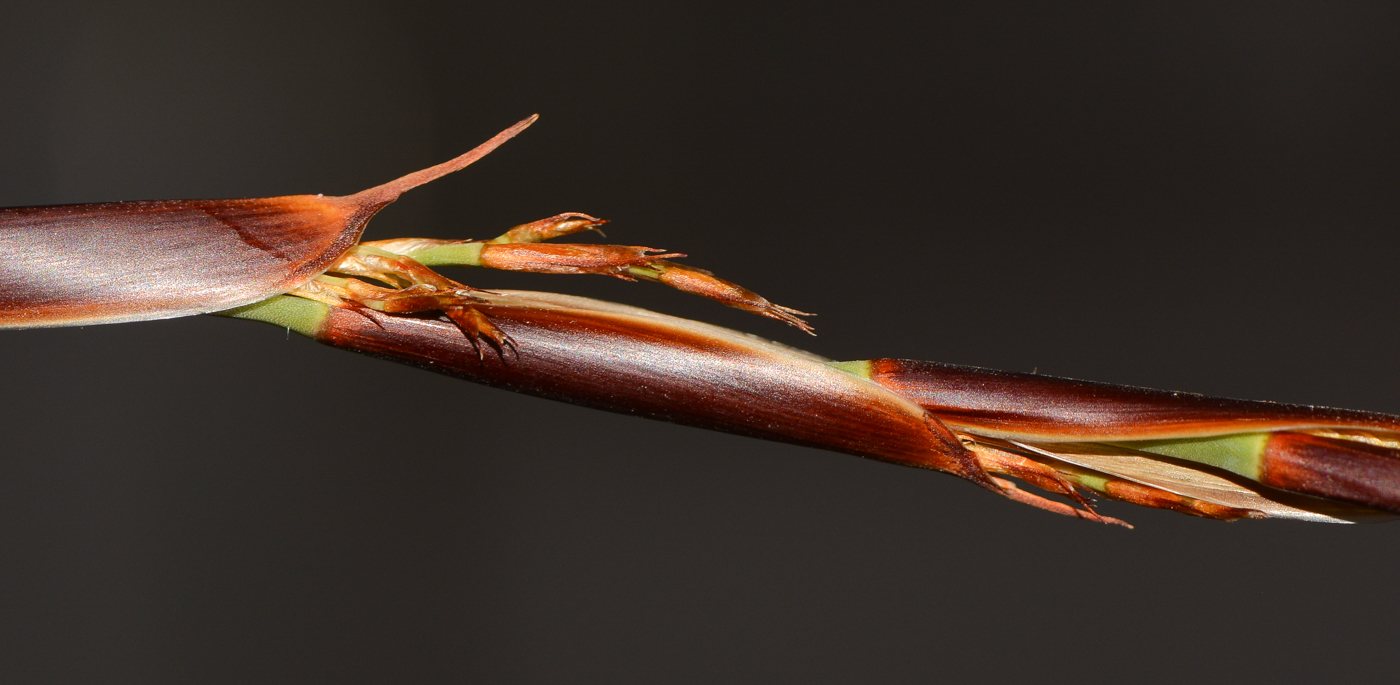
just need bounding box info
[868,359,1400,440]
[1261,433,1400,512]
[314,293,996,489]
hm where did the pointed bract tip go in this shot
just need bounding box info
[347,114,540,206]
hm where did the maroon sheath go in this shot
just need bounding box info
[0,115,537,329]
[867,359,1400,440]
[315,298,993,487]
[0,195,377,328]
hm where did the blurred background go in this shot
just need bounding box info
[2,1,1399,682]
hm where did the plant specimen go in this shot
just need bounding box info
[5,116,1397,527]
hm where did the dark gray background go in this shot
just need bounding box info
[3,1,1399,682]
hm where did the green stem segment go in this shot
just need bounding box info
[1111,434,1269,481]
[394,242,485,267]
[827,360,873,379]
[217,295,330,338]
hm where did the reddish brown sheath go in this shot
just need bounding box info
[311,291,996,489]
[866,359,1400,441]
[1261,433,1400,512]
[477,244,682,274]
[0,116,536,328]
[228,293,1398,523]
[0,196,375,327]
